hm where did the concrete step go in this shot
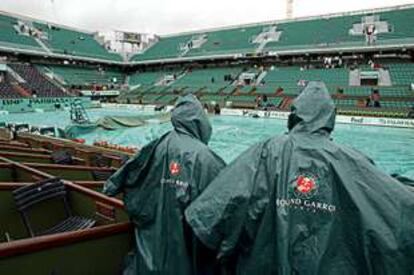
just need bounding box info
[349,69,360,86]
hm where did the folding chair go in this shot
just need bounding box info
[13,178,96,237]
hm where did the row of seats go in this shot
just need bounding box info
[2,8,414,63]
[129,93,285,106]
[334,99,414,108]
[141,93,166,104]
[170,67,242,93]
[380,100,414,108]
[386,63,414,85]
[260,67,349,95]
[129,70,178,87]
[129,67,243,95]
[0,73,23,98]
[338,108,410,118]
[135,34,194,61]
[40,65,125,86]
[9,63,69,97]
[131,7,414,61]
[334,99,357,107]
[128,65,413,97]
[33,22,122,61]
[137,93,177,104]
[0,14,121,61]
[122,92,414,112]
[0,14,43,51]
[341,86,413,97]
[186,26,264,57]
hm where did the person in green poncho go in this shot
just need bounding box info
[185,81,414,274]
[103,94,226,275]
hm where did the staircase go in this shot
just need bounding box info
[253,26,281,54]
[35,38,52,53]
[255,41,268,54]
[378,69,392,86]
[157,70,187,87]
[349,69,360,86]
[9,63,69,97]
[39,68,72,96]
[6,67,26,83]
[0,73,26,98]
[255,71,268,85]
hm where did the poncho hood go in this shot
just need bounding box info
[171,94,212,144]
[290,81,336,134]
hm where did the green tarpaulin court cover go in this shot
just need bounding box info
[65,113,170,137]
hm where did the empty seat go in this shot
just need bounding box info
[9,63,69,97]
[12,178,95,237]
[90,153,112,167]
[0,73,23,98]
[51,150,74,165]
[91,170,114,181]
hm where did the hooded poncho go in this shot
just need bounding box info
[104,94,226,275]
[186,82,414,275]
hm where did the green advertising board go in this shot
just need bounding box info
[0,97,93,113]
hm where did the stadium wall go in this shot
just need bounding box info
[221,108,414,128]
[0,97,93,113]
[101,103,414,129]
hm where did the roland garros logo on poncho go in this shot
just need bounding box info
[169,161,181,176]
[294,173,318,199]
[276,171,337,213]
[160,161,190,192]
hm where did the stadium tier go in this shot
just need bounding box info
[169,67,242,94]
[342,86,412,97]
[1,6,414,64]
[9,63,69,98]
[0,73,23,98]
[129,70,177,87]
[134,34,195,61]
[131,6,414,62]
[155,94,178,104]
[141,94,162,104]
[38,65,125,87]
[116,61,414,117]
[0,12,122,62]
[185,26,265,57]
[259,66,349,95]
[334,99,357,107]
[33,22,122,61]
[200,94,226,103]
[0,14,43,52]
[338,108,411,118]
[1,6,414,118]
[125,64,414,96]
[386,63,414,85]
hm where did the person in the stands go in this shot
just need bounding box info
[185,81,414,275]
[104,94,226,275]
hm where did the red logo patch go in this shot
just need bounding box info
[296,175,316,194]
[169,161,181,176]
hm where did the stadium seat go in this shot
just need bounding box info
[12,178,96,237]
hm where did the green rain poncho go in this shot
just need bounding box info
[103,94,226,275]
[185,82,414,274]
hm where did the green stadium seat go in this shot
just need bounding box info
[130,7,414,62]
[40,65,124,86]
[0,14,43,51]
[33,22,122,61]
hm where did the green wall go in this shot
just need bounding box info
[0,97,93,113]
